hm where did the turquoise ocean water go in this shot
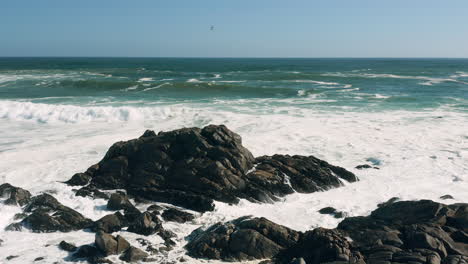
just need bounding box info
[1,58,467,112]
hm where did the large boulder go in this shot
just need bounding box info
[66,125,357,212]
[0,183,31,206]
[5,193,92,232]
[186,216,301,261]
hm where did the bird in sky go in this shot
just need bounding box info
[210,25,214,31]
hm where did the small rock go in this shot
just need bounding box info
[120,246,149,262]
[75,185,109,200]
[355,164,372,169]
[65,173,92,186]
[92,212,127,233]
[107,193,135,211]
[0,183,32,206]
[6,255,19,260]
[59,240,77,252]
[440,195,454,200]
[95,231,130,256]
[318,207,347,218]
[161,208,195,223]
[127,212,162,236]
[73,245,100,259]
[34,257,45,261]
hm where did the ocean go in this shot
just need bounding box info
[1,58,467,263]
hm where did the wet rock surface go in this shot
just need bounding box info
[161,208,195,223]
[186,216,301,261]
[5,193,92,232]
[66,125,357,212]
[0,183,32,206]
[186,200,468,263]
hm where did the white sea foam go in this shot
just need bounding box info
[187,78,202,83]
[142,82,171,91]
[0,100,467,263]
[138,77,154,82]
[291,80,340,85]
[322,72,468,85]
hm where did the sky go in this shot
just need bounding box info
[1,0,468,58]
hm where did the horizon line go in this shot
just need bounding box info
[1,56,468,59]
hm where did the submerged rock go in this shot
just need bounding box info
[186,216,301,261]
[318,206,347,218]
[67,125,357,212]
[0,183,32,206]
[440,194,454,200]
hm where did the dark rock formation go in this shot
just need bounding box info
[75,185,109,200]
[186,200,468,264]
[106,192,134,211]
[95,231,130,256]
[127,212,162,236]
[279,200,468,264]
[59,241,78,252]
[66,125,357,212]
[318,206,347,218]
[5,193,92,232]
[186,216,301,261]
[65,173,92,186]
[92,212,127,233]
[355,164,379,170]
[161,208,195,223]
[441,194,454,200]
[120,246,149,262]
[0,183,31,206]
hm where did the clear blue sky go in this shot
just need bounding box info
[1,0,467,57]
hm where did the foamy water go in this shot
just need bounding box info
[1,58,468,263]
[0,100,467,263]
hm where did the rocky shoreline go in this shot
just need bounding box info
[1,125,466,263]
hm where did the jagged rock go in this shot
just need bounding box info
[95,231,130,256]
[440,195,454,200]
[65,173,92,186]
[186,216,300,261]
[120,246,149,262]
[92,212,127,233]
[147,204,164,212]
[0,183,32,206]
[75,185,109,200]
[107,192,134,211]
[161,208,195,223]
[127,212,162,236]
[274,228,363,264]
[186,200,468,264]
[318,207,347,218]
[6,193,92,232]
[59,241,77,252]
[67,125,357,212]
